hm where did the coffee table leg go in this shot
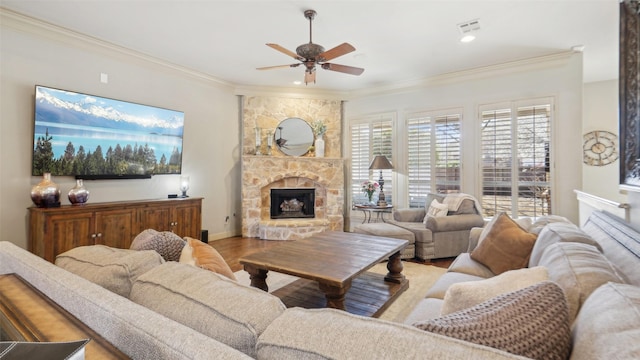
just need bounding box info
[385,251,405,284]
[319,281,351,310]
[244,264,269,292]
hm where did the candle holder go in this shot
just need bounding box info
[255,127,262,155]
[266,130,273,155]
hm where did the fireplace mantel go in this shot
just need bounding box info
[241,155,345,239]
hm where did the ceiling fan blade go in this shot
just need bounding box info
[321,63,364,76]
[317,43,355,62]
[304,71,316,85]
[266,43,304,61]
[257,63,301,70]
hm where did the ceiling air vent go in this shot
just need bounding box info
[457,19,480,34]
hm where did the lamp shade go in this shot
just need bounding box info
[369,155,393,170]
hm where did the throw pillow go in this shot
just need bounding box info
[537,241,627,322]
[413,281,571,360]
[130,229,186,262]
[470,212,537,275]
[179,237,236,280]
[571,282,640,359]
[423,199,448,224]
[441,266,549,315]
[55,245,164,297]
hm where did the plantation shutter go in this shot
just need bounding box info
[480,101,551,217]
[350,118,393,205]
[434,115,461,193]
[351,123,371,204]
[407,116,432,208]
[407,112,461,208]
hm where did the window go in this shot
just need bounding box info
[406,111,461,208]
[480,100,552,218]
[350,116,393,205]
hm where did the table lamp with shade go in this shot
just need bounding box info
[369,155,393,206]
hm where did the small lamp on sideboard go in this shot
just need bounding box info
[369,155,393,206]
[180,175,190,198]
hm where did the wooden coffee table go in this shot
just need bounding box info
[239,231,409,317]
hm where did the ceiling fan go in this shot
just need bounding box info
[257,9,364,85]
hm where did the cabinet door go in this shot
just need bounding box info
[138,206,172,233]
[173,203,202,239]
[94,208,136,249]
[47,213,94,262]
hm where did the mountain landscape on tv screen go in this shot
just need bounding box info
[32,86,185,177]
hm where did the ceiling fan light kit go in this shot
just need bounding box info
[258,9,364,85]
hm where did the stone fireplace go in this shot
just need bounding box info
[242,155,345,240]
[240,95,345,240]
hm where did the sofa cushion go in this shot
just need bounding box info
[130,262,285,357]
[529,222,602,267]
[470,212,537,275]
[570,282,640,360]
[414,281,571,360]
[257,307,523,360]
[528,214,572,234]
[404,298,445,324]
[55,245,164,297]
[179,237,236,280]
[441,266,549,315]
[447,253,495,279]
[538,242,628,322]
[425,272,486,299]
[130,229,186,262]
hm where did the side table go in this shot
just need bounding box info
[354,204,393,223]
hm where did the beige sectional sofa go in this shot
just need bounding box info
[1,210,638,359]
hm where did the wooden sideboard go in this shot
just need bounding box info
[28,197,202,262]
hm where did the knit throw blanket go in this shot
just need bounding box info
[442,193,483,217]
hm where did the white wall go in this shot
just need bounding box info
[345,53,584,224]
[1,12,241,249]
[582,80,626,203]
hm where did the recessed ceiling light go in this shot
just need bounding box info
[460,35,476,43]
[293,80,302,85]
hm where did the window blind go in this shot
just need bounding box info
[350,118,393,205]
[480,102,551,217]
[407,112,461,208]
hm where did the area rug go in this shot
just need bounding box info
[234,262,446,323]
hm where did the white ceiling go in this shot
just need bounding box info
[1,0,620,92]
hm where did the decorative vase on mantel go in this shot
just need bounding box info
[315,135,325,158]
[31,172,61,208]
[68,179,90,205]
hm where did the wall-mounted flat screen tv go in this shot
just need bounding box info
[32,85,185,179]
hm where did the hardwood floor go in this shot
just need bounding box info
[209,236,454,272]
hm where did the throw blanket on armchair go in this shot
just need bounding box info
[443,193,483,217]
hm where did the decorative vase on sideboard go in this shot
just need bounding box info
[68,179,90,205]
[315,135,325,158]
[30,172,61,208]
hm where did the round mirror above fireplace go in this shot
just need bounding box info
[274,117,314,156]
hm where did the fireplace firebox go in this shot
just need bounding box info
[270,188,315,219]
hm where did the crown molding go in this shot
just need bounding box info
[232,85,348,100]
[0,7,234,88]
[348,50,578,99]
[1,7,579,99]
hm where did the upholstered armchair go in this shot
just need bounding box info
[388,193,485,261]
